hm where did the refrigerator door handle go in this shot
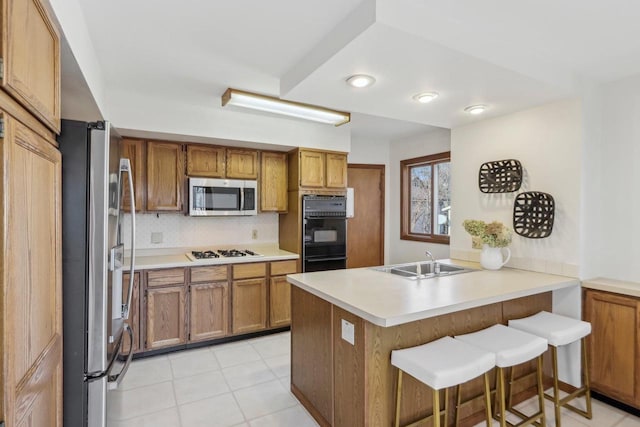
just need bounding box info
[85,323,129,382]
[120,158,136,319]
[107,323,134,389]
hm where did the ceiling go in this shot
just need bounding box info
[71,0,640,140]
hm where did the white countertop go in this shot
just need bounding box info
[582,277,640,297]
[287,260,579,327]
[124,244,298,271]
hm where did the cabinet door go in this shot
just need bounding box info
[189,282,229,341]
[260,151,288,212]
[146,141,184,211]
[584,290,640,406]
[299,150,324,187]
[121,272,140,354]
[270,276,291,328]
[120,139,145,212]
[186,144,225,178]
[146,286,186,349]
[325,153,348,188]
[226,148,259,179]
[232,278,267,334]
[1,113,62,426]
[1,0,61,133]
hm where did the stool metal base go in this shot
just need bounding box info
[496,355,546,427]
[545,339,593,427]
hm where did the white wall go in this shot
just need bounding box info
[122,213,279,250]
[388,128,452,263]
[348,136,391,263]
[450,99,582,277]
[585,74,640,282]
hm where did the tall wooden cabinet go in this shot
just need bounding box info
[146,141,184,211]
[583,289,640,408]
[261,151,288,212]
[1,0,62,424]
[120,138,145,212]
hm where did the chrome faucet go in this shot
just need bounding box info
[425,251,441,274]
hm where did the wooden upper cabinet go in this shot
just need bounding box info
[325,153,347,188]
[120,139,145,212]
[146,141,184,211]
[260,151,288,212]
[584,289,640,407]
[299,150,325,187]
[1,0,61,133]
[186,144,225,178]
[227,148,259,179]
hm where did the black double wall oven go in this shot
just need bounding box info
[302,195,347,272]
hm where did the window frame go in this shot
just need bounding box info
[400,151,451,244]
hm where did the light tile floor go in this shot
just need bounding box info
[108,331,640,427]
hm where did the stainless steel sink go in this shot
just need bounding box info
[369,261,475,280]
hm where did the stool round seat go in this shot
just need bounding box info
[508,310,591,347]
[391,336,495,390]
[455,324,548,367]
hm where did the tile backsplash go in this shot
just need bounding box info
[122,213,279,250]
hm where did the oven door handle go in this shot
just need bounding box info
[305,256,347,262]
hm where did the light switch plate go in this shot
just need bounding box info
[341,319,355,345]
[151,232,163,243]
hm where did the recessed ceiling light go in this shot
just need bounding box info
[464,104,487,115]
[413,92,439,103]
[346,74,376,88]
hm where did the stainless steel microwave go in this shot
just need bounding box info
[189,178,258,216]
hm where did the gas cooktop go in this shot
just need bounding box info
[186,249,263,261]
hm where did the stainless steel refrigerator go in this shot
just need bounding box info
[59,120,136,427]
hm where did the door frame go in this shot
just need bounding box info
[347,163,385,267]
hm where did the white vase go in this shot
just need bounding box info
[480,244,511,270]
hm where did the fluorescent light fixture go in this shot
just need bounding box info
[464,104,487,115]
[413,92,439,103]
[346,74,376,88]
[222,88,350,126]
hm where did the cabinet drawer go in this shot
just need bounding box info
[233,262,267,279]
[190,265,228,283]
[270,260,297,276]
[147,268,186,287]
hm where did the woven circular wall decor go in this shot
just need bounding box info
[478,159,523,193]
[513,191,555,238]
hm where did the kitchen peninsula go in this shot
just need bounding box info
[287,262,580,427]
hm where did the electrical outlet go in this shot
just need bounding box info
[252,229,258,240]
[341,319,355,345]
[151,232,163,244]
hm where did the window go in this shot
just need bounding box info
[400,152,451,243]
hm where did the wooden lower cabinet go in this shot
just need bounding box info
[189,282,229,341]
[232,278,267,334]
[146,286,187,349]
[121,272,140,354]
[270,276,291,327]
[1,111,62,427]
[584,289,640,407]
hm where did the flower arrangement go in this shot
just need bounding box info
[463,219,512,249]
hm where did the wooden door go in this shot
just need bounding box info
[326,153,348,188]
[269,276,291,328]
[1,0,61,133]
[120,139,145,212]
[146,141,184,211]
[186,144,225,178]
[121,272,140,354]
[260,151,288,212]
[232,278,267,334]
[584,290,640,407]
[226,148,258,179]
[1,113,62,427]
[189,282,229,341]
[145,286,186,349]
[347,164,385,268]
[299,150,324,187]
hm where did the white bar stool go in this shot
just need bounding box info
[456,324,548,427]
[509,311,592,427]
[391,336,495,427]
